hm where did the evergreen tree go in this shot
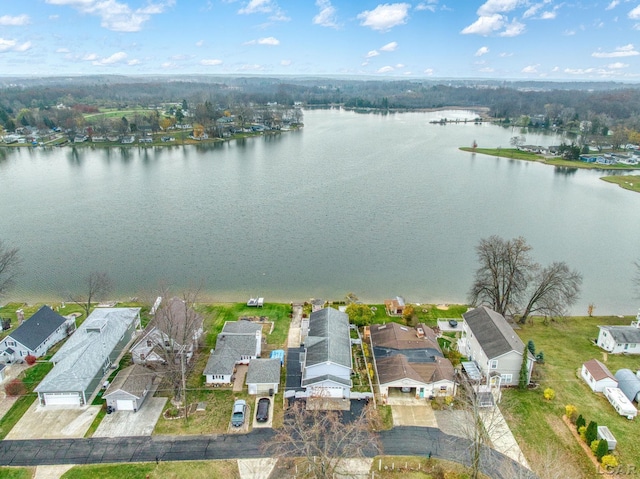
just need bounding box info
[519,345,530,390]
[527,339,536,356]
[585,421,598,445]
[596,439,609,461]
[576,414,586,430]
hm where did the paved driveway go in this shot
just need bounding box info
[252,397,273,429]
[6,401,100,440]
[387,395,437,427]
[93,397,167,437]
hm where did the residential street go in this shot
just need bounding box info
[0,427,535,479]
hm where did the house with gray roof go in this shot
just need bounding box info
[0,306,75,363]
[369,322,456,398]
[300,308,352,399]
[203,321,262,385]
[34,308,141,407]
[458,306,534,387]
[246,358,281,395]
[597,317,640,354]
[103,364,155,412]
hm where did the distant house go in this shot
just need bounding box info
[458,306,534,387]
[0,306,75,363]
[300,308,352,399]
[34,308,141,407]
[246,358,281,395]
[370,322,456,398]
[131,297,203,365]
[384,296,406,316]
[103,364,155,412]
[203,321,262,385]
[597,317,640,354]
[615,369,640,403]
[581,359,618,392]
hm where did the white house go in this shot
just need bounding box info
[458,306,534,387]
[203,321,262,385]
[300,308,352,399]
[0,306,75,363]
[597,314,640,354]
[34,308,141,407]
[130,297,203,365]
[369,322,456,399]
[581,359,618,392]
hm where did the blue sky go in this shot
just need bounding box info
[1,0,640,80]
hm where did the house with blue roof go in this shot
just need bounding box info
[0,306,75,363]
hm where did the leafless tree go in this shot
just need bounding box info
[263,400,381,479]
[519,262,582,324]
[0,239,22,298]
[69,271,113,318]
[150,284,204,404]
[469,236,534,316]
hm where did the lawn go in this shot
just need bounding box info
[61,460,239,479]
[0,467,34,479]
[367,303,467,327]
[504,315,640,478]
[600,174,640,193]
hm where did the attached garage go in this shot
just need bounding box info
[42,392,82,407]
[116,399,135,411]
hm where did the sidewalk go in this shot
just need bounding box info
[480,407,530,469]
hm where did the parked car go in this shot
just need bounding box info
[231,399,247,427]
[256,398,270,422]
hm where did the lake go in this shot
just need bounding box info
[1,108,639,315]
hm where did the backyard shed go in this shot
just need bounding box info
[103,364,154,412]
[581,359,618,392]
[246,358,280,395]
[614,369,640,402]
[270,350,285,366]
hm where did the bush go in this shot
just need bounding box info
[527,339,536,356]
[590,440,600,453]
[596,439,609,461]
[601,455,618,470]
[576,414,586,430]
[543,388,555,400]
[578,426,587,441]
[536,351,545,363]
[585,420,598,445]
[5,378,26,397]
[565,404,578,422]
[25,354,37,365]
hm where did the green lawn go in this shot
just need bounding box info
[0,467,34,479]
[600,174,640,193]
[61,460,239,479]
[505,315,639,478]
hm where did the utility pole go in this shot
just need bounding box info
[181,346,188,421]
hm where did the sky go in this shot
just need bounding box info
[1,0,640,81]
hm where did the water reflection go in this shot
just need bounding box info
[554,167,578,176]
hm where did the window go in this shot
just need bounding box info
[489,360,498,370]
[501,374,513,384]
[146,340,152,347]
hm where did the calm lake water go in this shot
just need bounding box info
[1,108,639,315]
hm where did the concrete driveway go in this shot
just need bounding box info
[387,396,437,427]
[6,401,100,440]
[93,397,167,437]
[252,397,273,429]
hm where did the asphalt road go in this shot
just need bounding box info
[0,426,535,478]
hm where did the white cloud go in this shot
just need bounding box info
[161,61,176,69]
[280,59,291,66]
[477,0,520,16]
[606,1,620,10]
[592,44,639,57]
[239,64,264,71]
[258,37,279,45]
[415,1,438,12]
[313,0,338,28]
[49,14,59,20]
[377,65,394,73]
[56,48,70,53]
[366,50,379,58]
[499,52,513,57]
[608,62,628,68]
[195,40,204,47]
[238,0,273,14]
[423,68,434,75]
[82,53,98,61]
[201,59,223,66]
[551,66,559,72]
[499,19,525,36]
[127,59,140,65]
[475,46,490,56]
[461,14,505,35]
[630,5,640,19]
[380,41,398,51]
[93,51,127,65]
[45,0,175,32]
[522,64,539,73]
[0,14,30,26]
[357,3,410,32]
[479,67,495,72]
[540,10,556,19]
[395,63,404,68]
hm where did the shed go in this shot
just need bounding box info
[246,358,281,395]
[603,387,637,419]
[103,364,154,412]
[581,359,618,392]
[270,349,285,366]
[597,426,617,451]
[614,369,640,402]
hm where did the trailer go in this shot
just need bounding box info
[603,387,637,420]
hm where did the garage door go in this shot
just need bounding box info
[116,399,135,411]
[43,392,81,406]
